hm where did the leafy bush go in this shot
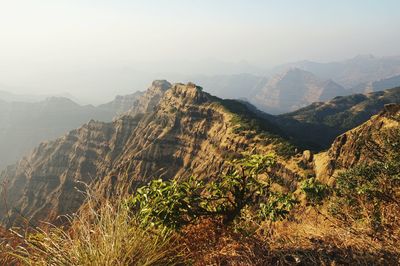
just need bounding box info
[258,192,298,221]
[130,154,297,230]
[275,142,297,158]
[300,177,330,206]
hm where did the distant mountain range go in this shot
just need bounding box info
[2,55,400,115]
[188,55,400,114]
[272,54,400,88]
[252,68,347,114]
[0,89,80,104]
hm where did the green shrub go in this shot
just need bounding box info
[275,142,297,158]
[300,177,330,206]
[258,192,298,221]
[130,154,297,230]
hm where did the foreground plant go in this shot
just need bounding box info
[4,199,183,266]
[130,154,297,230]
[329,128,400,235]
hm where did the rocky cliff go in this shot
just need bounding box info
[0,82,300,226]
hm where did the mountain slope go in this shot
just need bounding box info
[276,87,400,149]
[0,98,116,169]
[0,82,299,226]
[314,103,400,182]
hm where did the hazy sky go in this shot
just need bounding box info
[0,0,399,103]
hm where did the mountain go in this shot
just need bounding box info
[0,87,148,170]
[275,87,400,149]
[252,68,347,114]
[181,73,268,100]
[0,82,300,226]
[314,103,400,182]
[273,55,400,88]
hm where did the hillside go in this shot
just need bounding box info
[0,82,299,226]
[276,87,400,149]
[0,83,398,265]
[314,103,400,182]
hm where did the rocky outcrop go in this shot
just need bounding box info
[0,82,300,226]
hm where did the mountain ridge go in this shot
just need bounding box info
[0,82,300,226]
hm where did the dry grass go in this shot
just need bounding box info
[262,207,400,265]
[1,195,398,265]
[1,199,184,266]
[180,218,268,265]
[177,205,400,266]
[0,225,23,265]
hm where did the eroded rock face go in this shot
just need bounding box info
[0,82,300,226]
[0,116,142,225]
[314,104,400,182]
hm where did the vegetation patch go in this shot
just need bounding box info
[129,154,297,230]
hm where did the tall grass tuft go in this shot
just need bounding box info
[2,192,184,265]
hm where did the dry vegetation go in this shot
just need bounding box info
[1,198,399,265]
[0,199,183,266]
[1,150,399,265]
